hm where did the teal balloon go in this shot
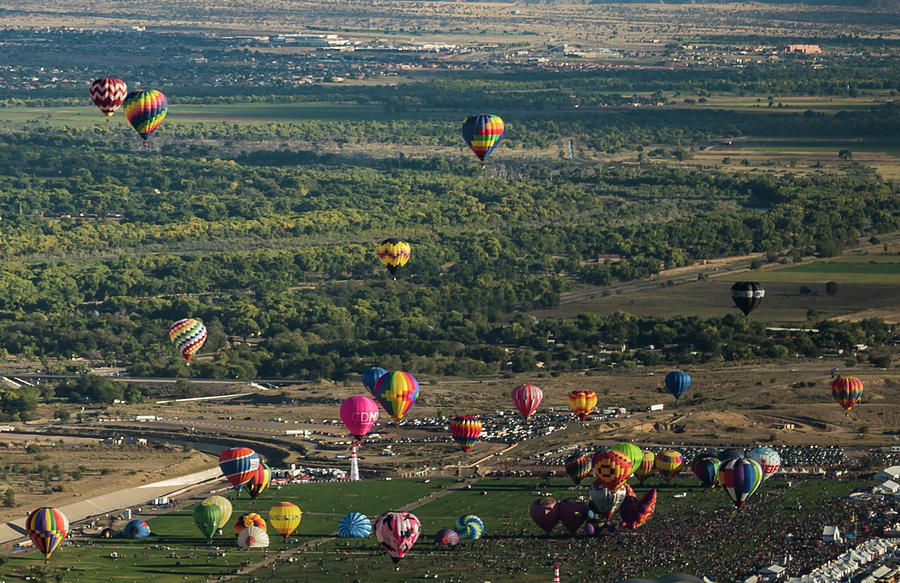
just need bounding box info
[338,512,372,538]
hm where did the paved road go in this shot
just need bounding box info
[0,467,224,546]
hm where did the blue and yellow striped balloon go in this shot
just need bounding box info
[455,514,484,540]
[373,371,419,422]
[123,89,167,144]
[461,113,504,167]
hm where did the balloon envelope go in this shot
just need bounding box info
[218,447,260,492]
[568,389,597,421]
[377,238,411,278]
[665,371,691,400]
[832,376,863,412]
[90,77,127,117]
[455,514,484,540]
[450,415,483,453]
[339,512,372,538]
[340,395,380,439]
[511,384,543,420]
[375,511,421,564]
[592,449,633,492]
[564,454,592,485]
[124,519,150,539]
[656,450,684,481]
[123,89,167,142]
[194,502,223,541]
[731,281,765,316]
[612,442,642,475]
[718,458,763,508]
[237,526,269,549]
[435,527,461,547]
[373,371,419,422]
[269,502,302,541]
[461,113,504,164]
[588,484,628,522]
[529,497,559,534]
[635,450,656,483]
[169,318,207,362]
[234,513,267,535]
[691,456,721,487]
[621,489,657,529]
[246,462,271,500]
[203,495,233,529]
[747,447,781,481]
[557,498,588,535]
[362,367,388,395]
[25,507,69,560]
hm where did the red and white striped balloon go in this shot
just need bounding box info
[89,77,128,117]
[511,384,543,420]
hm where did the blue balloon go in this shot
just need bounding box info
[124,519,150,539]
[665,371,691,400]
[338,512,372,538]
[362,367,388,395]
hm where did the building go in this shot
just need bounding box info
[823,525,842,543]
[784,44,821,55]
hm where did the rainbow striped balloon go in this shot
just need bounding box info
[831,376,863,413]
[169,318,207,363]
[461,113,504,167]
[373,371,419,423]
[25,507,69,560]
[123,89,167,144]
[450,415,482,453]
[218,447,260,492]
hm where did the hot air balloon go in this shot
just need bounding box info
[194,502,223,542]
[455,514,484,540]
[588,484,628,522]
[123,89,167,146]
[747,447,781,481]
[635,450,656,484]
[237,526,269,549]
[564,454,592,485]
[434,527,460,547]
[203,495,233,529]
[655,450,684,482]
[530,497,559,534]
[375,511,421,565]
[665,370,691,400]
[362,367,388,396]
[99,527,114,539]
[89,77,127,121]
[832,376,863,413]
[340,395,380,440]
[731,281,765,316]
[612,442,642,476]
[450,415,482,453]
[339,513,372,538]
[557,498,588,535]
[233,513,267,535]
[25,507,69,561]
[268,502,302,542]
[246,462,271,500]
[373,371,419,423]
[377,238,411,279]
[511,384,543,420]
[718,457,763,508]
[719,448,745,461]
[124,519,150,539]
[691,456,721,488]
[620,489,657,530]
[169,318,207,363]
[568,390,597,421]
[461,113,504,169]
[218,447,260,493]
[592,450,633,493]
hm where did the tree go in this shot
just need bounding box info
[838,149,852,160]
[2,488,14,507]
[825,281,838,296]
[54,408,71,422]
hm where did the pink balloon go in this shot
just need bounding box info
[340,396,380,439]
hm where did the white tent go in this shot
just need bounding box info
[872,480,899,495]
[822,526,842,543]
[873,466,900,482]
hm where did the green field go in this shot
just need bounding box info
[760,258,900,285]
[2,477,866,583]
